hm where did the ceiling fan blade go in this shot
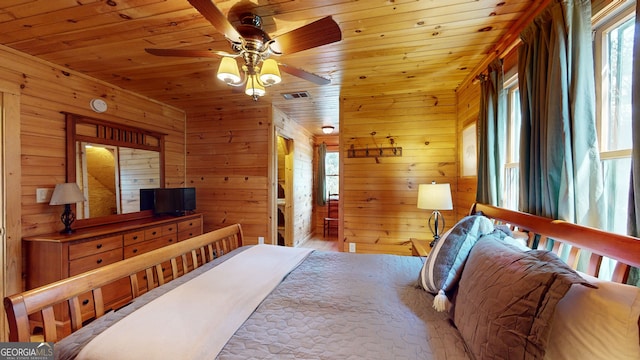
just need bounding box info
[145,48,234,58]
[273,16,341,55]
[188,0,242,41]
[278,63,331,85]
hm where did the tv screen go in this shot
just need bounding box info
[139,188,156,211]
[140,187,196,216]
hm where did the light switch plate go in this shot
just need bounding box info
[36,188,52,203]
[348,243,356,253]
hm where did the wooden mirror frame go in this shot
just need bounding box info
[64,112,166,228]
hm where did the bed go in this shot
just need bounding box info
[4,203,640,359]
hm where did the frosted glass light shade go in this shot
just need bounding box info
[49,183,85,205]
[417,183,453,210]
[259,59,281,85]
[217,57,241,84]
[245,75,266,97]
[322,126,334,134]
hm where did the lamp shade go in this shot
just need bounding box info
[245,75,266,97]
[417,183,453,210]
[259,59,281,85]
[49,183,85,205]
[217,57,241,84]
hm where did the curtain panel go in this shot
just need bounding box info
[627,4,640,285]
[316,143,327,206]
[517,0,604,228]
[476,59,506,206]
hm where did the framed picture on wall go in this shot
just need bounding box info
[462,123,477,177]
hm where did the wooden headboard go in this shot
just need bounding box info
[471,203,640,283]
[4,224,243,342]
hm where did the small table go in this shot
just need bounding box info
[410,238,432,257]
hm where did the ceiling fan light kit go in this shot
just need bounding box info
[217,57,241,84]
[146,0,342,101]
[245,74,266,97]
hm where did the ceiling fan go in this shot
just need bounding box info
[145,0,342,100]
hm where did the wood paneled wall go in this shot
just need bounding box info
[455,81,481,218]
[185,105,315,247]
[186,105,271,243]
[340,92,458,255]
[0,44,185,336]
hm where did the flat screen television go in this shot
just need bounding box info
[139,187,196,216]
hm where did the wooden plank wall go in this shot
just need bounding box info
[186,105,271,243]
[185,105,315,246]
[340,92,458,255]
[0,44,185,335]
[455,81,481,218]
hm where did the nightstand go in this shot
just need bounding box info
[410,238,432,257]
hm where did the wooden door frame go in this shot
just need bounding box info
[0,80,21,341]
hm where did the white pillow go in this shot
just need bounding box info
[544,272,640,360]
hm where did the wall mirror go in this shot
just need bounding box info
[65,112,165,227]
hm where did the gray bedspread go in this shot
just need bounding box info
[55,247,470,360]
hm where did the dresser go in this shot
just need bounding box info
[23,213,202,335]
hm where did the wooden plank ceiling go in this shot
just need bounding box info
[0,0,540,135]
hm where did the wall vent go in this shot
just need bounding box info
[281,91,310,100]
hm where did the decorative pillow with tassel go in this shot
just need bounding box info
[419,214,494,312]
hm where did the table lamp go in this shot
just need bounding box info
[50,183,85,234]
[417,182,453,247]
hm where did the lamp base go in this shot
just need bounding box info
[428,210,445,247]
[60,204,76,235]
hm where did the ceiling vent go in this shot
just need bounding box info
[281,91,310,100]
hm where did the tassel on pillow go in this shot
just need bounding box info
[433,289,450,312]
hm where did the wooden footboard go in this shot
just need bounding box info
[4,224,243,342]
[471,203,640,283]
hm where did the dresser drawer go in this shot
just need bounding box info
[124,234,177,259]
[178,228,202,241]
[69,248,123,276]
[144,226,163,240]
[68,235,122,261]
[162,223,177,235]
[178,217,202,233]
[123,230,146,247]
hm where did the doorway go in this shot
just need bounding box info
[276,135,293,246]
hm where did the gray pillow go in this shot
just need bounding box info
[418,215,494,311]
[453,236,595,359]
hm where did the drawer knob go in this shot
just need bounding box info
[133,235,138,240]
[97,259,103,264]
[152,231,157,235]
[82,299,90,306]
[96,244,103,249]
[168,239,173,243]
[133,249,138,253]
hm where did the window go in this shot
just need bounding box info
[325,151,339,196]
[503,75,520,211]
[594,4,635,234]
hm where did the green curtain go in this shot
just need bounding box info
[517,0,604,229]
[316,143,327,206]
[626,5,640,286]
[476,59,506,206]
